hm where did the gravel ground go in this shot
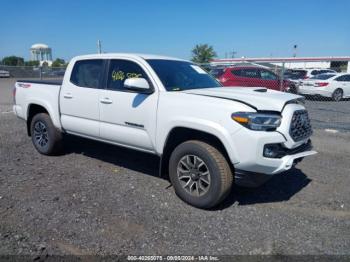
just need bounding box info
[0,78,349,257]
[305,99,350,132]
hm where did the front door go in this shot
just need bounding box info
[341,75,350,97]
[99,59,158,151]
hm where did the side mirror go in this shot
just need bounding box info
[124,78,153,93]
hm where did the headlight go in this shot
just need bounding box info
[231,112,281,131]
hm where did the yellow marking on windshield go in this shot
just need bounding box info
[112,70,125,81]
[111,70,143,81]
[127,72,142,78]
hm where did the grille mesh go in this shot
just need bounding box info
[290,110,312,142]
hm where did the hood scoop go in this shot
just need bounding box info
[254,88,268,92]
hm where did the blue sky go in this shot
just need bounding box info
[1,0,349,61]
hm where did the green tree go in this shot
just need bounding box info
[191,44,217,64]
[2,56,24,66]
[24,60,40,67]
[51,58,66,67]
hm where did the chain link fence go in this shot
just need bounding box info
[204,60,350,132]
[1,61,349,132]
[0,65,66,79]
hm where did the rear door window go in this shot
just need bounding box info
[233,68,260,78]
[336,75,350,82]
[310,74,336,80]
[231,69,242,76]
[320,70,334,74]
[70,59,104,88]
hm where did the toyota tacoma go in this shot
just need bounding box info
[13,53,316,208]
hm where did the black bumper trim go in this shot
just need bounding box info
[264,139,312,159]
[235,169,273,188]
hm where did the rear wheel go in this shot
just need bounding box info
[332,88,343,102]
[169,140,233,209]
[30,113,63,155]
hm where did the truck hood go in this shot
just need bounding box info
[182,87,303,112]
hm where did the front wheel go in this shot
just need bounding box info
[30,113,63,155]
[169,140,233,209]
[332,88,343,102]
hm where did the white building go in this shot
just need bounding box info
[210,57,350,73]
[30,43,53,66]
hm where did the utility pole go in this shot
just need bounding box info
[229,49,237,58]
[293,44,298,57]
[97,40,102,54]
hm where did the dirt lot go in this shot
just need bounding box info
[0,78,349,257]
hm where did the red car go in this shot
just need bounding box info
[211,66,290,91]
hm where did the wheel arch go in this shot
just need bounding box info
[26,104,50,136]
[159,126,235,179]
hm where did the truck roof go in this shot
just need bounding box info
[73,53,187,62]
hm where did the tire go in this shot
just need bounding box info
[169,140,233,209]
[30,113,63,155]
[286,83,297,94]
[332,88,343,102]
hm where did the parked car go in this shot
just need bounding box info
[48,69,66,77]
[214,66,291,91]
[283,71,304,93]
[0,69,10,78]
[209,67,226,79]
[13,53,316,208]
[299,73,350,101]
[284,69,337,80]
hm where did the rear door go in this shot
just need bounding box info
[344,75,350,96]
[259,69,280,90]
[99,59,158,151]
[60,59,104,137]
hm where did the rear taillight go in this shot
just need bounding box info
[303,76,309,79]
[315,82,329,87]
[13,86,16,104]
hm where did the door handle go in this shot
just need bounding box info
[100,97,113,104]
[63,93,73,99]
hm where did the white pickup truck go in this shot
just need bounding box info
[13,53,316,208]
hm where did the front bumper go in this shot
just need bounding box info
[234,143,316,187]
[229,103,317,186]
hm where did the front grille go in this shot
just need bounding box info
[289,110,312,142]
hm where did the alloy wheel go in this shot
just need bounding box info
[177,155,211,197]
[33,121,49,148]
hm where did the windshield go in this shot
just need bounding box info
[310,74,336,80]
[209,68,225,78]
[284,70,306,79]
[147,59,222,91]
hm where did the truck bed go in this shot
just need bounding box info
[17,79,63,86]
[14,79,62,128]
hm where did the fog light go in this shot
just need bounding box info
[263,144,282,158]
